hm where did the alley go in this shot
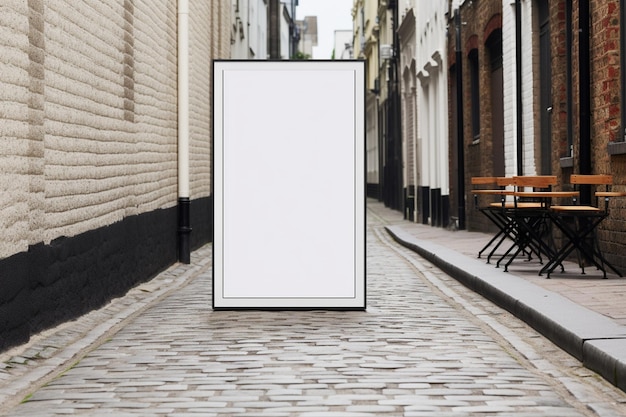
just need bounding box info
[1,206,625,416]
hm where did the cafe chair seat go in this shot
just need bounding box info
[549,205,601,213]
[490,202,543,209]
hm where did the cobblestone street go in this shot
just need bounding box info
[1,206,625,416]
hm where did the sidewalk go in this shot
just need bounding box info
[367,199,626,392]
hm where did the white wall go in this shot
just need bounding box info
[231,0,268,59]
[415,2,449,197]
[502,0,537,176]
[280,6,291,59]
[334,30,353,59]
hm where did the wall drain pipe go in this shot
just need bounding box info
[177,0,191,263]
[579,0,591,174]
[579,0,592,204]
[515,0,523,176]
[454,8,466,230]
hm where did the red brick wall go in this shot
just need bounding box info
[449,0,503,232]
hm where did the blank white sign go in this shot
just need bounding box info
[213,60,365,309]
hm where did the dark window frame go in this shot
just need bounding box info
[468,48,480,141]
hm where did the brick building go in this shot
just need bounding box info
[357,0,626,269]
[447,0,626,270]
[0,0,230,350]
[448,0,504,233]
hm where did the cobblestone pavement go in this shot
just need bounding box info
[2,209,626,416]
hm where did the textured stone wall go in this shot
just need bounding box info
[0,0,229,261]
[1,0,34,258]
[0,0,231,351]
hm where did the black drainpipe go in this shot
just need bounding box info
[178,197,191,264]
[579,0,591,204]
[455,9,466,230]
[515,0,523,176]
[566,0,573,157]
[391,0,402,211]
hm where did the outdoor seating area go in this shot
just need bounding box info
[472,175,626,278]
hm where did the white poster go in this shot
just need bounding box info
[213,60,365,309]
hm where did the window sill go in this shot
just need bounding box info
[608,141,626,155]
[560,156,574,168]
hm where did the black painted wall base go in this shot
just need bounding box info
[418,186,430,225]
[430,188,441,227]
[415,187,450,228]
[403,186,415,221]
[190,195,212,252]
[0,196,212,352]
[441,195,450,229]
[366,183,382,200]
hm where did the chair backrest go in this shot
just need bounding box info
[569,174,612,185]
[471,176,497,186]
[496,177,514,187]
[569,174,613,207]
[512,175,557,190]
[471,177,498,208]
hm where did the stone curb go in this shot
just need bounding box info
[385,225,626,393]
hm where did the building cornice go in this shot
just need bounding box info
[417,69,429,86]
[398,8,416,40]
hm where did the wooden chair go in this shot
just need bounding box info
[489,177,543,210]
[494,176,560,271]
[470,177,498,215]
[553,174,612,210]
[471,176,497,186]
[546,174,623,278]
[512,175,558,190]
[471,177,511,260]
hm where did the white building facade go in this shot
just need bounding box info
[297,16,318,58]
[502,0,539,176]
[231,0,268,59]
[353,0,381,200]
[334,30,353,59]
[414,1,450,225]
[398,4,416,220]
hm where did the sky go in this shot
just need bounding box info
[296,0,354,59]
